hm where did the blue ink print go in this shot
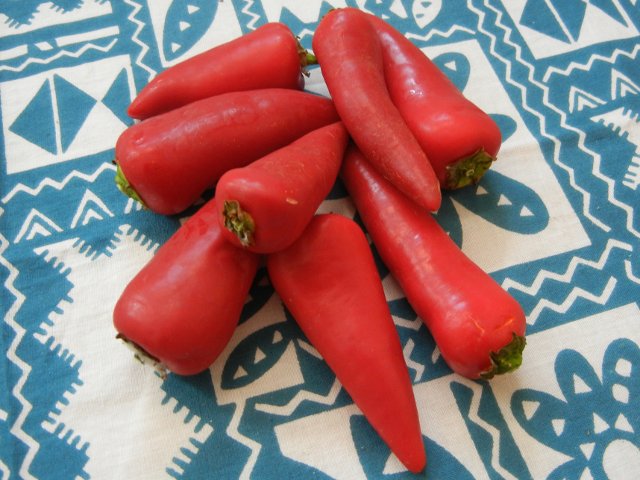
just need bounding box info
[512,339,640,479]
[162,0,218,62]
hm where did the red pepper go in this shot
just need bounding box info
[216,122,348,254]
[127,23,315,120]
[113,199,259,376]
[115,89,340,215]
[312,8,441,212]
[367,14,502,190]
[341,145,526,379]
[267,213,426,473]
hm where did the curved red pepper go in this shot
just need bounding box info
[267,213,426,473]
[312,8,441,212]
[367,14,502,190]
[113,199,259,376]
[128,23,315,120]
[216,122,348,253]
[341,145,526,379]
[115,89,340,215]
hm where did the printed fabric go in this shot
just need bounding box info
[1,1,639,479]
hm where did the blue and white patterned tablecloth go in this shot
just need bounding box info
[1,1,639,479]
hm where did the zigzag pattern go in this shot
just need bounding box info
[406,24,476,42]
[255,378,342,416]
[0,231,39,479]
[296,27,315,42]
[241,0,261,30]
[503,239,632,325]
[526,276,617,325]
[471,0,640,240]
[458,379,518,480]
[625,259,640,285]
[0,38,117,73]
[502,239,633,296]
[2,162,115,203]
[123,0,156,80]
[469,1,606,231]
[543,43,640,82]
[403,338,425,382]
[226,402,262,480]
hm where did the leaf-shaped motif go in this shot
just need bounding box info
[512,343,640,478]
[163,0,218,62]
[556,350,606,404]
[221,323,290,390]
[511,388,575,455]
[554,349,614,436]
[449,170,550,234]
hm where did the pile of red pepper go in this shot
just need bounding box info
[113,8,526,473]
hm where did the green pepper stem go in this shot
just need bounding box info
[296,36,317,77]
[480,333,526,380]
[304,51,318,66]
[223,200,255,247]
[114,162,147,209]
[444,148,495,190]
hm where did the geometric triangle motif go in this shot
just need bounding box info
[254,347,266,364]
[522,400,540,421]
[14,208,64,243]
[573,374,592,394]
[382,451,407,475]
[53,74,97,153]
[9,79,57,154]
[552,0,587,42]
[569,86,606,113]
[520,206,534,217]
[552,418,566,436]
[611,69,640,100]
[580,442,596,459]
[593,412,609,434]
[589,0,626,26]
[233,366,248,380]
[102,68,132,126]
[70,189,114,229]
[614,414,634,433]
[521,0,571,43]
[498,194,513,206]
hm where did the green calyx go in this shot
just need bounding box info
[480,333,527,380]
[444,148,495,190]
[223,200,255,247]
[114,162,147,209]
[296,36,317,77]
